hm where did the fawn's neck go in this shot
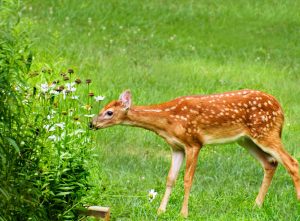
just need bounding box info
[123,106,169,132]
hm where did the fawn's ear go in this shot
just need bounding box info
[119,90,132,110]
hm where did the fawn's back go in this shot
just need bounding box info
[149,89,284,146]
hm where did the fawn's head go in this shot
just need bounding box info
[90,90,132,129]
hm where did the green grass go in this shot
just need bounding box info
[24,0,300,220]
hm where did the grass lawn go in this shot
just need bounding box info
[25,0,300,220]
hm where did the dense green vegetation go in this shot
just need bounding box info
[0,1,97,220]
[2,0,300,220]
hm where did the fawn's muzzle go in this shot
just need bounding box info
[89,122,94,130]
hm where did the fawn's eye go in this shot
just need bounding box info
[106,110,113,116]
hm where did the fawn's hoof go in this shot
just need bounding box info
[157,208,166,215]
[254,200,263,208]
[254,196,263,208]
[180,209,188,218]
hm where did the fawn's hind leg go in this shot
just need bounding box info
[238,138,278,206]
[253,136,300,200]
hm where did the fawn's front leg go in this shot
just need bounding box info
[158,151,185,214]
[180,146,201,218]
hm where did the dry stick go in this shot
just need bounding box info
[78,206,110,221]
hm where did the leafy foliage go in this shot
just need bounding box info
[0,0,41,219]
[0,1,100,220]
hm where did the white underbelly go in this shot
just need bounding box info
[203,133,245,145]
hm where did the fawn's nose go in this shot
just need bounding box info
[89,122,94,129]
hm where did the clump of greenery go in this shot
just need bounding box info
[0,1,103,220]
[29,68,104,220]
[0,0,40,219]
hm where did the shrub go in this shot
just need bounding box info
[0,1,102,220]
[0,0,42,219]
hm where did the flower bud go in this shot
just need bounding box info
[75,78,82,84]
[68,68,74,74]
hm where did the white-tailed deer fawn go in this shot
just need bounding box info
[90,89,300,218]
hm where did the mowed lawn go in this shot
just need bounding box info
[25,0,300,220]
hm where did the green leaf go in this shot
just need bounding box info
[0,187,10,200]
[41,183,50,189]
[5,137,20,152]
[58,186,76,190]
[56,191,72,196]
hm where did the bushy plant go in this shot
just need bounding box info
[0,1,103,220]
[0,0,41,219]
[29,68,104,220]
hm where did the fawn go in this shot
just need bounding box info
[90,89,300,218]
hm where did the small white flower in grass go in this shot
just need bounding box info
[44,124,56,132]
[65,82,76,92]
[47,115,54,120]
[15,85,21,92]
[55,122,65,130]
[94,95,105,102]
[84,114,95,118]
[48,135,58,141]
[71,95,79,100]
[148,189,158,202]
[41,83,49,93]
[48,126,56,132]
[50,90,59,95]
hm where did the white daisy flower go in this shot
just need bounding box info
[94,95,105,102]
[47,115,54,120]
[43,124,56,132]
[65,82,76,92]
[55,122,65,130]
[48,135,58,141]
[50,90,59,95]
[41,83,49,93]
[148,189,158,202]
